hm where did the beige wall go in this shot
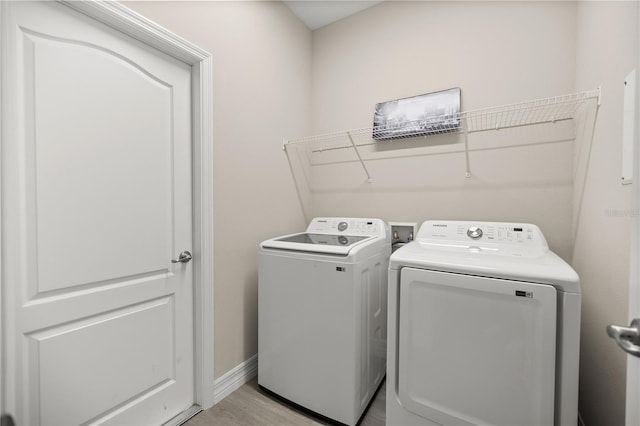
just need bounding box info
[125,1,311,378]
[307,1,578,260]
[573,2,638,425]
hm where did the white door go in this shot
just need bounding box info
[618,160,640,424]
[619,64,640,426]
[2,1,194,424]
[624,271,640,426]
[611,14,640,425]
[628,13,640,424]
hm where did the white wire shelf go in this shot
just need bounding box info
[284,88,601,181]
[286,88,601,146]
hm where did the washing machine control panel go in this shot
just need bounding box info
[417,221,548,247]
[307,217,387,237]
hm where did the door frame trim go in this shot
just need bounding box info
[0,0,216,414]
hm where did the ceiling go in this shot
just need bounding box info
[283,1,383,31]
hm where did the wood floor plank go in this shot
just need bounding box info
[186,378,385,426]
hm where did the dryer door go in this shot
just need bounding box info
[398,268,557,426]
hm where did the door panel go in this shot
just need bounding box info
[25,29,173,295]
[28,297,175,426]
[3,2,194,424]
[398,268,557,426]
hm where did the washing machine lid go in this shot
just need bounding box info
[261,232,373,256]
[260,217,389,256]
[390,220,580,293]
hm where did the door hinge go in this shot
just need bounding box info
[0,414,15,426]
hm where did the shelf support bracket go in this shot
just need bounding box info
[463,127,472,178]
[347,131,372,183]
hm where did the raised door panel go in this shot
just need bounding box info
[28,297,175,425]
[22,29,173,297]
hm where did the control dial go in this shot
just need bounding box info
[338,221,348,231]
[467,226,483,240]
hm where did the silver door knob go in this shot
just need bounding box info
[607,318,640,358]
[172,250,193,264]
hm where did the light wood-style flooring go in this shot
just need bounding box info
[185,378,385,426]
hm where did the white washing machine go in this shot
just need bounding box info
[387,220,581,426]
[259,217,391,425]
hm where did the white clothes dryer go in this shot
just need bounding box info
[259,217,391,425]
[387,220,581,426]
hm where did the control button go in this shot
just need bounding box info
[338,221,348,232]
[467,226,483,240]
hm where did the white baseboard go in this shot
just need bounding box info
[213,354,258,404]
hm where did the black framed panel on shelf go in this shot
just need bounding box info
[372,87,461,140]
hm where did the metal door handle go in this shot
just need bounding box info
[607,318,640,358]
[171,250,192,264]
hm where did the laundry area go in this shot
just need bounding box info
[0,1,638,425]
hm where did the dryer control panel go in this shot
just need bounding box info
[417,220,548,248]
[306,217,387,238]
